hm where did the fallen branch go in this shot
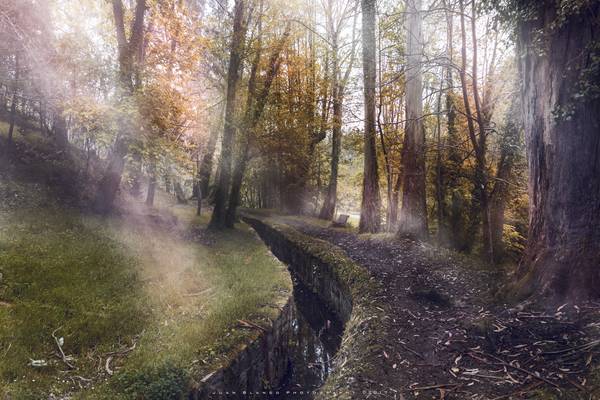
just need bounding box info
[491,381,543,400]
[183,287,213,297]
[68,375,92,389]
[407,383,460,391]
[565,376,589,393]
[399,342,425,360]
[237,319,267,332]
[105,356,114,375]
[468,351,561,391]
[2,343,11,357]
[542,340,600,356]
[52,327,75,369]
[103,341,137,357]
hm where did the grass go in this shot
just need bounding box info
[0,122,292,399]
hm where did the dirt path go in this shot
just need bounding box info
[283,218,600,399]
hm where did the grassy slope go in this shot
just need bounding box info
[0,124,291,399]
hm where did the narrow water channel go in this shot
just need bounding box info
[270,275,343,399]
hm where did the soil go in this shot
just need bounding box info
[282,218,600,400]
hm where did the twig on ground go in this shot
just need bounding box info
[2,343,11,357]
[407,383,460,391]
[105,356,114,375]
[183,287,213,297]
[468,351,561,390]
[103,341,137,357]
[237,319,267,332]
[52,327,75,369]
[399,342,425,360]
[491,381,544,400]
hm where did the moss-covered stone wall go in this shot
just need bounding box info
[241,213,388,400]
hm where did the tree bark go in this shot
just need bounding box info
[199,125,219,199]
[52,112,69,149]
[95,135,129,213]
[445,39,465,248]
[7,53,19,147]
[489,97,520,262]
[388,173,402,230]
[398,0,428,240]
[358,0,381,233]
[434,77,445,242]
[319,29,341,221]
[209,0,247,229]
[145,165,156,206]
[174,181,187,204]
[318,89,341,220]
[515,1,600,301]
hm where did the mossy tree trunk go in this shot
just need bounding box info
[516,1,600,301]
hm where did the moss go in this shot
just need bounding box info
[113,361,190,400]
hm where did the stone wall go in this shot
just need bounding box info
[190,297,295,399]
[193,213,386,400]
[241,213,387,400]
[242,215,353,323]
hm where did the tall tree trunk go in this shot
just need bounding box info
[444,4,465,250]
[388,173,402,230]
[318,94,341,220]
[398,0,427,240]
[225,144,249,225]
[164,172,172,193]
[434,77,445,242]
[53,112,69,149]
[489,97,520,262]
[195,153,202,214]
[199,125,219,199]
[468,0,493,262]
[145,164,156,206]
[174,181,187,204]
[376,13,394,232]
[319,8,357,221]
[197,184,202,215]
[209,0,247,229]
[319,50,342,220]
[515,1,600,301]
[7,53,19,147]
[95,0,146,213]
[489,159,510,261]
[225,23,290,227]
[95,135,129,213]
[458,0,491,257]
[358,0,381,233]
[129,148,143,198]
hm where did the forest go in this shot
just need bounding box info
[1,0,599,399]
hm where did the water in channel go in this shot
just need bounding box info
[270,276,344,399]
